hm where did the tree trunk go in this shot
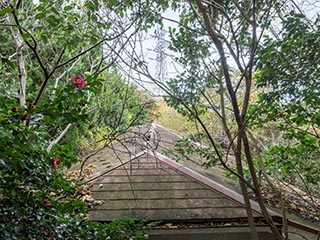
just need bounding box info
[235,136,258,240]
[8,15,27,108]
[241,131,283,239]
[218,73,258,239]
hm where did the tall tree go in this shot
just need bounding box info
[121,1,312,239]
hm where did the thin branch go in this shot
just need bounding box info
[56,18,138,69]
[47,124,73,152]
[11,6,49,78]
[53,56,82,88]
[232,0,253,24]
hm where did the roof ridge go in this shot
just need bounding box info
[147,151,268,215]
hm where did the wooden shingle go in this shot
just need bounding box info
[89,151,264,222]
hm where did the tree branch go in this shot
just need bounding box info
[47,124,73,152]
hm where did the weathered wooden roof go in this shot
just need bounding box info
[79,123,237,191]
[85,125,319,236]
[88,150,266,222]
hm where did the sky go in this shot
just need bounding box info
[136,9,181,95]
[30,0,319,95]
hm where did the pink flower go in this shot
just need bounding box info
[51,157,59,169]
[43,230,49,236]
[43,198,51,206]
[71,76,87,89]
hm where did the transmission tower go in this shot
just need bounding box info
[153,28,169,95]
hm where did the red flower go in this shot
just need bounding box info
[19,115,30,121]
[43,198,51,206]
[11,106,19,113]
[71,76,87,89]
[51,157,59,169]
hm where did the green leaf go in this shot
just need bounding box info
[21,32,30,41]
[5,59,16,71]
[35,13,45,19]
[64,5,73,11]
[47,15,59,26]
[0,7,12,16]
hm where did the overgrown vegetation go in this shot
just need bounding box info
[252,11,320,195]
[0,1,153,239]
[0,0,319,239]
[127,1,319,239]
